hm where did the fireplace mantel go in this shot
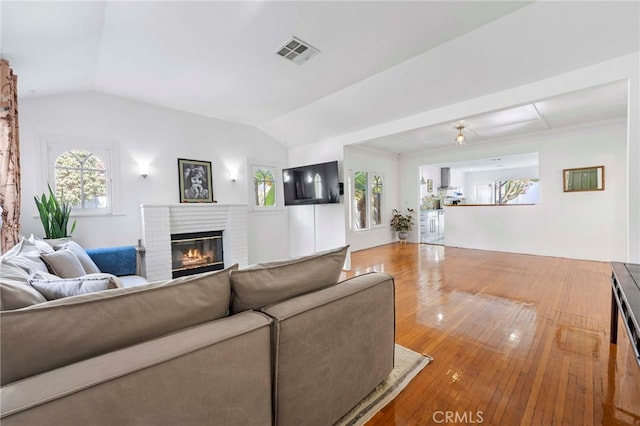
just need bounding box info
[140,204,248,281]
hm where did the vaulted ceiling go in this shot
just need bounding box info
[2,1,638,152]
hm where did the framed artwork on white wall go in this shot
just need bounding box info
[178,158,214,203]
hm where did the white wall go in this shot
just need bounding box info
[343,146,399,252]
[19,92,289,263]
[402,121,627,261]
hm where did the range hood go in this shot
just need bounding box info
[439,167,455,190]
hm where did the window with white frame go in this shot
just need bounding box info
[45,140,115,214]
[352,171,384,230]
[251,165,278,208]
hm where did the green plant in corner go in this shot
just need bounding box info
[390,208,415,232]
[34,184,77,239]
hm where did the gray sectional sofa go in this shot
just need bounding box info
[0,242,395,426]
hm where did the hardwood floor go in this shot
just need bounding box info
[341,243,640,426]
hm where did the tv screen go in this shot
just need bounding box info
[282,161,341,206]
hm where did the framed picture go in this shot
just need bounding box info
[563,165,605,192]
[178,158,214,203]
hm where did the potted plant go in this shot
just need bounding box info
[34,184,77,244]
[390,208,414,243]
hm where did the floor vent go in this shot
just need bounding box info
[275,36,320,65]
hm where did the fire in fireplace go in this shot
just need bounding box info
[171,231,223,278]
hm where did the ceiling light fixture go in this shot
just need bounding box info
[455,125,467,146]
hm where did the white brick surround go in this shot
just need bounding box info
[140,204,248,281]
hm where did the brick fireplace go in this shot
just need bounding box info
[140,204,248,281]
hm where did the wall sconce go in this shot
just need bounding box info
[138,162,149,178]
[229,169,238,183]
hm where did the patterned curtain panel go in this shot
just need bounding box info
[0,59,21,253]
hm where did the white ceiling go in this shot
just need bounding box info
[1,1,639,150]
[358,80,629,154]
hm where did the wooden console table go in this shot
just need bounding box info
[610,262,640,367]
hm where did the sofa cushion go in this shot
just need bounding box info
[60,241,102,274]
[229,245,348,314]
[28,271,123,300]
[0,281,47,310]
[0,264,237,385]
[26,234,55,255]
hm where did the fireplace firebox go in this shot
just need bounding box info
[170,231,223,278]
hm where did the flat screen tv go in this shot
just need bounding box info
[282,160,341,206]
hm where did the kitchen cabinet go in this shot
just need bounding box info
[420,209,444,245]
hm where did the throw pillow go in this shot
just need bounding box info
[28,271,122,300]
[229,245,348,314]
[40,249,86,278]
[1,264,237,386]
[0,238,49,277]
[60,241,102,274]
[0,281,47,310]
[27,234,55,255]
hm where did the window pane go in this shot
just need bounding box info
[84,170,108,208]
[371,174,382,225]
[83,152,106,171]
[55,150,108,210]
[54,167,82,207]
[353,171,368,229]
[55,151,82,169]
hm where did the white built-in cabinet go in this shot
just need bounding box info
[420,210,444,245]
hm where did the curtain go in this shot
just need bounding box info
[0,59,21,253]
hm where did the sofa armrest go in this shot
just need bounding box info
[85,246,139,277]
[1,311,273,426]
[262,272,395,426]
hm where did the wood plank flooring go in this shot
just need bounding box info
[340,243,640,425]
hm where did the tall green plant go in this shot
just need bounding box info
[34,184,77,239]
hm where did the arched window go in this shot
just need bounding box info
[253,167,276,207]
[54,150,108,209]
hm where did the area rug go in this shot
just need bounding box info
[334,344,433,426]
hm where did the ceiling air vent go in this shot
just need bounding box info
[275,36,320,65]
